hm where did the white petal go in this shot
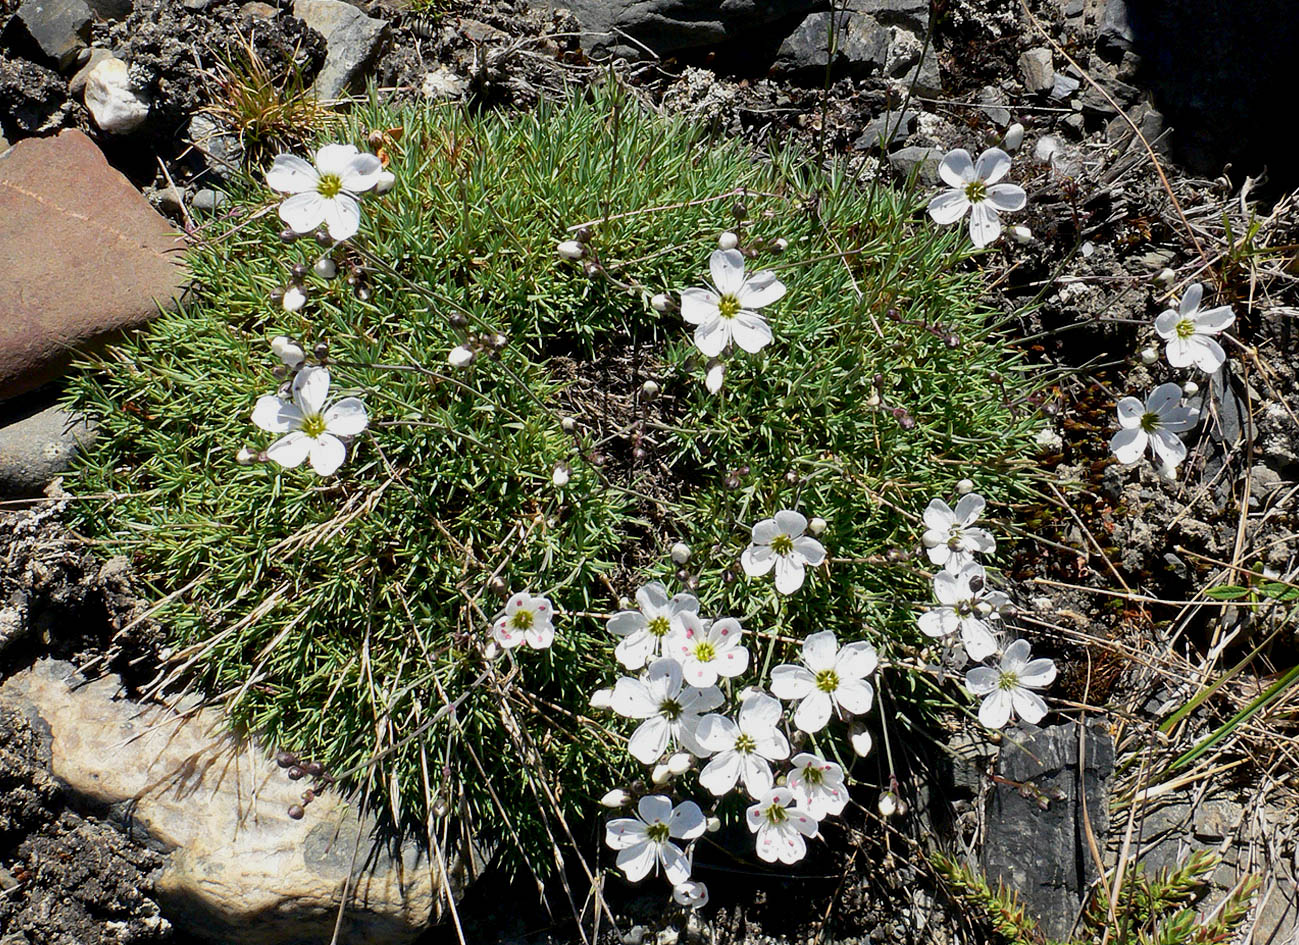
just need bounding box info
[986,183,1026,212]
[923,499,956,532]
[605,818,647,849]
[968,201,1002,247]
[1149,428,1187,469]
[1164,336,1197,368]
[616,841,657,882]
[313,143,361,177]
[793,691,833,733]
[1001,639,1032,672]
[705,361,724,394]
[252,395,303,433]
[293,367,331,417]
[1153,310,1181,340]
[1194,304,1234,333]
[324,397,368,436]
[729,311,773,353]
[610,678,657,718]
[801,631,839,672]
[938,148,975,187]
[774,555,806,594]
[695,714,737,753]
[932,569,960,605]
[321,194,362,242]
[265,431,312,468]
[1190,336,1226,373]
[835,641,877,680]
[735,270,786,309]
[1018,658,1058,689]
[974,147,1012,184]
[769,664,815,700]
[628,717,671,764]
[1116,396,1145,429]
[699,751,741,796]
[739,756,774,798]
[1146,382,1184,416]
[1109,428,1147,465]
[833,678,874,715]
[978,689,1013,729]
[960,619,999,661]
[638,794,674,825]
[965,666,999,696]
[339,152,383,192]
[679,288,720,326]
[693,318,730,358]
[918,609,956,637]
[1179,282,1204,317]
[278,191,327,234]
[265,154,319,194]
[659,843,692,886]
[774,509,807,537]
[792,536,826,567]
[953,493,985,525]
[308,433,347,476]
[741,544,776,577]
[1011,688,1048,724]
[709,249,747,295]
[751,518,780,544]
[927,189,970,225]
[739,692,783,732]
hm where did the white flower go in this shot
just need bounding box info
[965,639,1057,729]
[673,880,709,910]
[607,582,700,671]
[282,286,307,312]
[270,335,305,368]
[251,366,368,476]
[610,658,723,764]
[1154,283,1235,373]
[770,630,876,733]
[680,249,785,358]
[605,795,705,885]
[705,360,725,394]
[921,494,995,570]
[746,788,818,864]
[1109,383,1200,472]
[740,510,826,595]
[927,148,1027,248]
[786,752,848,820]
[491,591,555,650]
[667,613,749,687]
[695,692,790,798]
[917,562,1010,661]
[265,144,383,242]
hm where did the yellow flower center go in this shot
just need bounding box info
[1139,411,1161,433]
[510,609,534,631]
[764,802,787,825]
[735,733,756,754]
[302,414,327,438]
[660,699,682,721]
[771,534,794,556]
[692,641,716,663]
[997,671,1020,691]
[647,616,671,638]
[316,174,343,199]
[964,180,988,202]
[646,821,670,842]
[802,764,824,786]
[717,294,740,319]
[1175,318,1196,339]
[815,669,839,693]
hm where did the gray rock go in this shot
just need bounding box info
[293,0,390,100]
[14,0,93,70]
[1097,0,1134,56]
[191,188,228,211]
[0,401,98,497]
[772,9,889,80]
[187,114,244,179]
[1050,72,1081,99]
[888,146,944,183]
[67,46,113,96]
[1019,47,1054,93]
[977,85,1011,127]
[150,183,184,216]
[1063,0,1084,18]
[854,109,917,150]
[421,66,468,100]
[563,0,817,58]
[982,721,1114,940]
[84,0,131,20]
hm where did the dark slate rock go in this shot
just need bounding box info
[1097,0,1134,56]
[772,8,889,80]
[0,400,98,497]
[982,721,1114,940]
[888,145,943,183]
[11,0,93,70]
[853,109,917,150]
[564,0,818,58]
[292,0,389,100]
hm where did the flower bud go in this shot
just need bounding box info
[651,293,671,313]
[374,170,396,194]
[670,541,691,564]
[574,226,593,243]
[449,345,476,367]
[600,788,630,808]
[290,262,309,282]
[718,231,739,250]
[878,791,899,817]
[313,256,337,279]
[849,722,873,757]
[641,380,660,399]
[552,462,571,487]
[808,516,827,536]
[235,446,256,465]
[706,816,721,833]
[282,286,307,312]
[279,227,299,242]
[561,416,577,433]
[1003,122,1025,152]
[651,763,672,784]
[1154,267,1176,289]
[583,260,602,278]
[287,804,305,820]
[705,361,724,394]
[673,880,710,910]
[1008,225,1033,244]
[482,641,500,660]
[773,237,788,252]
[271,335,305,367]
[957,478,975,494]
[1140,346,1159,365]
[557,239,585,260]
[313,342,329,362]
[667,752,692,775]
[1182,380,1199,396]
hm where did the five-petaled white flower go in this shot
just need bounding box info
[740,510,827,595]
[252,366,368,476]
[1154,283,1235,373]
[922,494,996,570]
[786,752,849,820]
[1109,382,1200,473]
[746,788,818,864]
[965,639,1057,729]
[605,795,705,885]
[680,249,785,357]
[491,591,555,650]
[770,630,876,734]
[607,582,700,671]
[668,613,749,687]
[266,144,383,242]
[918,562,1011,661]
[672,880,709,910]
[695,692,790,798]
[610,658,723,764]
[927,148,1027,248]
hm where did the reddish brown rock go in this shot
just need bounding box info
[0,129,188,400]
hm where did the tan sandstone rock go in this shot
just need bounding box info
[0,659,451,944]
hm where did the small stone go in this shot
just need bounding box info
[238,1,277,18]
[151,183,184,216]
[293,0,391,100]
[68,46,114,97]
[854,109,918,150]
[421,66,467,101]
[188,114,244,179]
[14,0,92,70]
[1050,73,1081,100]
[888,146,945,184]
[978,85,1011,127]
[83,56,150,134]
[191,188,228,212]
[0,402,98,497]
[1019,48,1055,94]
[1097,0,1135,56]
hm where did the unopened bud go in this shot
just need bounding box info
[552,462,571,487]
[849,722,873,757]
[773,237,788,252]
[1003,122,1025,152]
[1008,225,1033,244]
[561,416,577,433]
[557,239,585,260]
[808,516,827,536]
[235,446,256,465]
[282,286,307,312]
[313,256,337,279]
[957,478,975,494]
[449,345,476,367]
[600,789,630,807]
[374,170,396,194]
[1154,267,1176,289]
[706,816,722,833]
[651,292,671,313]
[651,763,672,784]
[1182,380,1199,396]
[705,360,724,394]
[718,231,739,250]
[641,380,660,399]
[878,791,898,817]
[670,541,691,564]
[271,335,305,367]
[1140,346,1159,365]
[667,752,692,775]
[482,641,500,660]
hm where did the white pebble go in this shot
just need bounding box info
[84,57,150,135]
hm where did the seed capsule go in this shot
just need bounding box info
[275,751,298,768]
[287,804,305,820]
